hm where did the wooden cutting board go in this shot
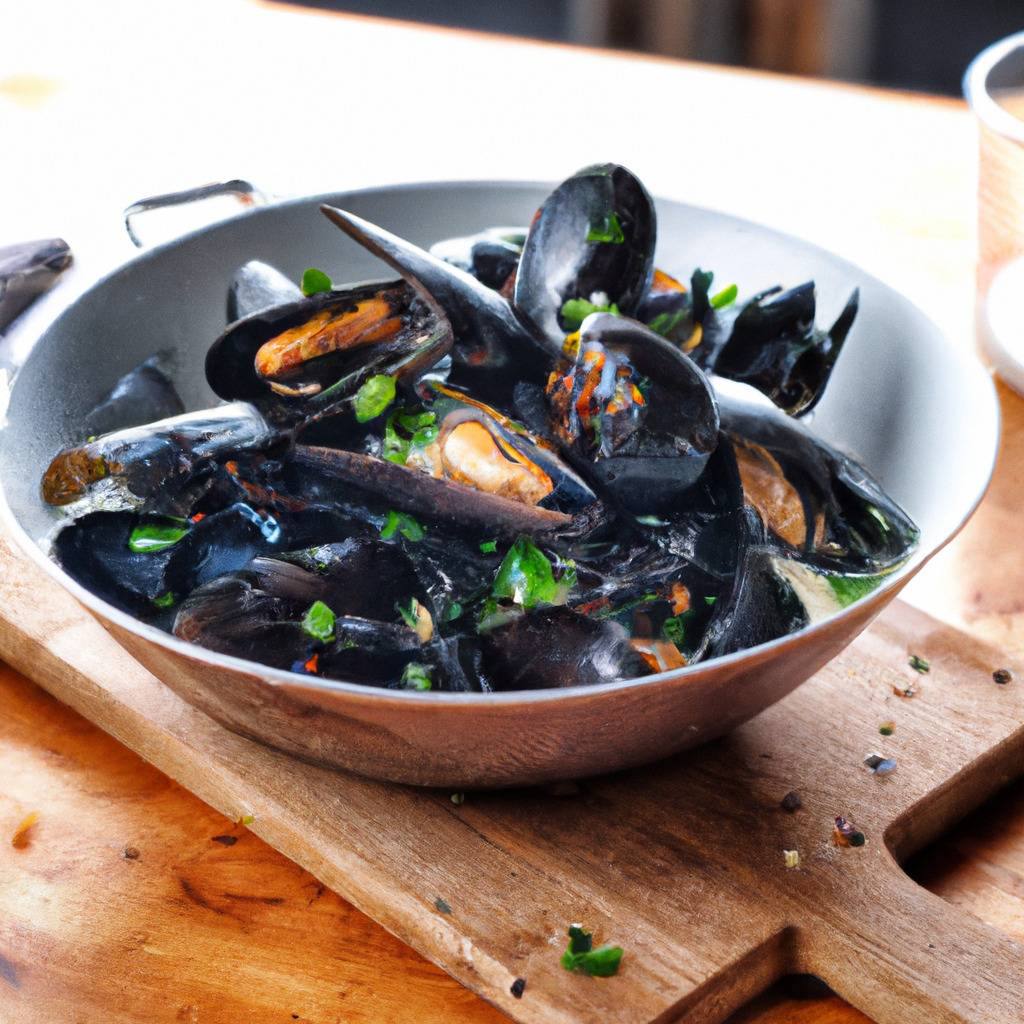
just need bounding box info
[1,527,1022,1024]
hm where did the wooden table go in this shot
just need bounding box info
[2,3,1021,1021]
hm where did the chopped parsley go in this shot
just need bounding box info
[710,283,738,309]
[400,662,433,691]
[128,517,190,553]
[704,595,717,606]
[826,573,884,608]
[152,591,175,609]
[479,540,498,554]
[909,654,930,674]
[560,297,620,331]
[300,267,333,296]
[662,612,693,647]
[586,212,625,244]
[383,407,438,464]
[442,600,463,623]
[492,537,569,610]
[353,374,396,422]
[647,309,688,337]
[301,600,336,643]
[396,598,419,629]
[380,509,426,542]
[560,925,623,977]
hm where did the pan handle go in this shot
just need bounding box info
[123,179,268,248]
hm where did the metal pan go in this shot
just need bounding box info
[0,180,1000,787]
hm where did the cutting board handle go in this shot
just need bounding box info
[804,861,1024,1024]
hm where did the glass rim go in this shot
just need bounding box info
[965,30,1024,145]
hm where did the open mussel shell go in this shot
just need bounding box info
[320,205,548,403]
[430,227,526,293]
[513,163,656,350]
[40,403,275,513]
[226,259,303,323]
[206,279,452,426]
[712,284,859,416]
[479,605,649,690]
[537,312,720,514]
[719,391,918,573]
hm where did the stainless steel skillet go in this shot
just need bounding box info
[0,180,999,787]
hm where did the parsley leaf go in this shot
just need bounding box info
[492,537,567,610]
[152,591,176,609]
[662,612,694,647]
[300,267,333,296]
[647,309,687,337]
[560,925,623,977]
[380,510,426,542]
[826,574,884,608]
[128,517,190,553]
[710,283,738,309]
[302,600,336,643]
[586,212,625,244]
[383,406,438,464]
[479,540,498,554]
[400,662,433,691]
[354,374,396,423]
[560,298,620,332]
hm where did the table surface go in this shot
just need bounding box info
[2,2,1023,1021]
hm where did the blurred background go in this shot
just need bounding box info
[287,0,1022,94]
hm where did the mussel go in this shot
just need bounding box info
[226,259,304,322]
[41,403,276,513]
[82,354,185,438]
[206,278,451,426]
[431,227,525,294]
[0,237,72,333]
[527,312,719,513]
[514,163,656,351]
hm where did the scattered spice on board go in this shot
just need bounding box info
[211,834,238,847]
[993,668,1013,685]
[780,790,803,813]
[450,792,466,806]
[908,654,930,674]
[864,753,897,776]
[123,846,140,860]
[560,924,624,977]
[833,816,866,847]
[434,898,452,914]
[11,811,38,848]
[237,814,255,826]
[879,721,896,736]
[510,978,527,999]
[893,683,916,699]
[783,849,801,869]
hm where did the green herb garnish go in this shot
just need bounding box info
[560,925,623,977]
[383,407,438,464]
[302,600,336,643]
[710,283,738,309]
[442,600,463,623]
[662,613,693,647]
[400,662,433,691]
[909,654,930,674]
[492,537,568,610]
[479,540,498,554]
[704,595,717,606]
[879,722,895,736]
[826,574,884,608]
[152,591,175,609]
[380,509,426,542]
[647,309,687,337]
[300,267,333,296]
[396,598,419,629]
[560,298,620,331]
[128,518,190,554]
[354,374,397,423]
[586,212,625,244]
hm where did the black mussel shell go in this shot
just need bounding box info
[227,260,303,323]
[320,205,548,404]
[719,392,918,572]
[514,164,656,350]
[430,227,525,292]
[712,284,859,415]
[41,404,276,513]
[480,606,649,690]
[539,312,719,513]
[82,354,184,438]
[0,237,73,333]
[206,280,452,426]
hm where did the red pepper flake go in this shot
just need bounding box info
[892,683,916,699]
[303,653,319,674]
[224,460,239,476]
[190,512,206,523]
